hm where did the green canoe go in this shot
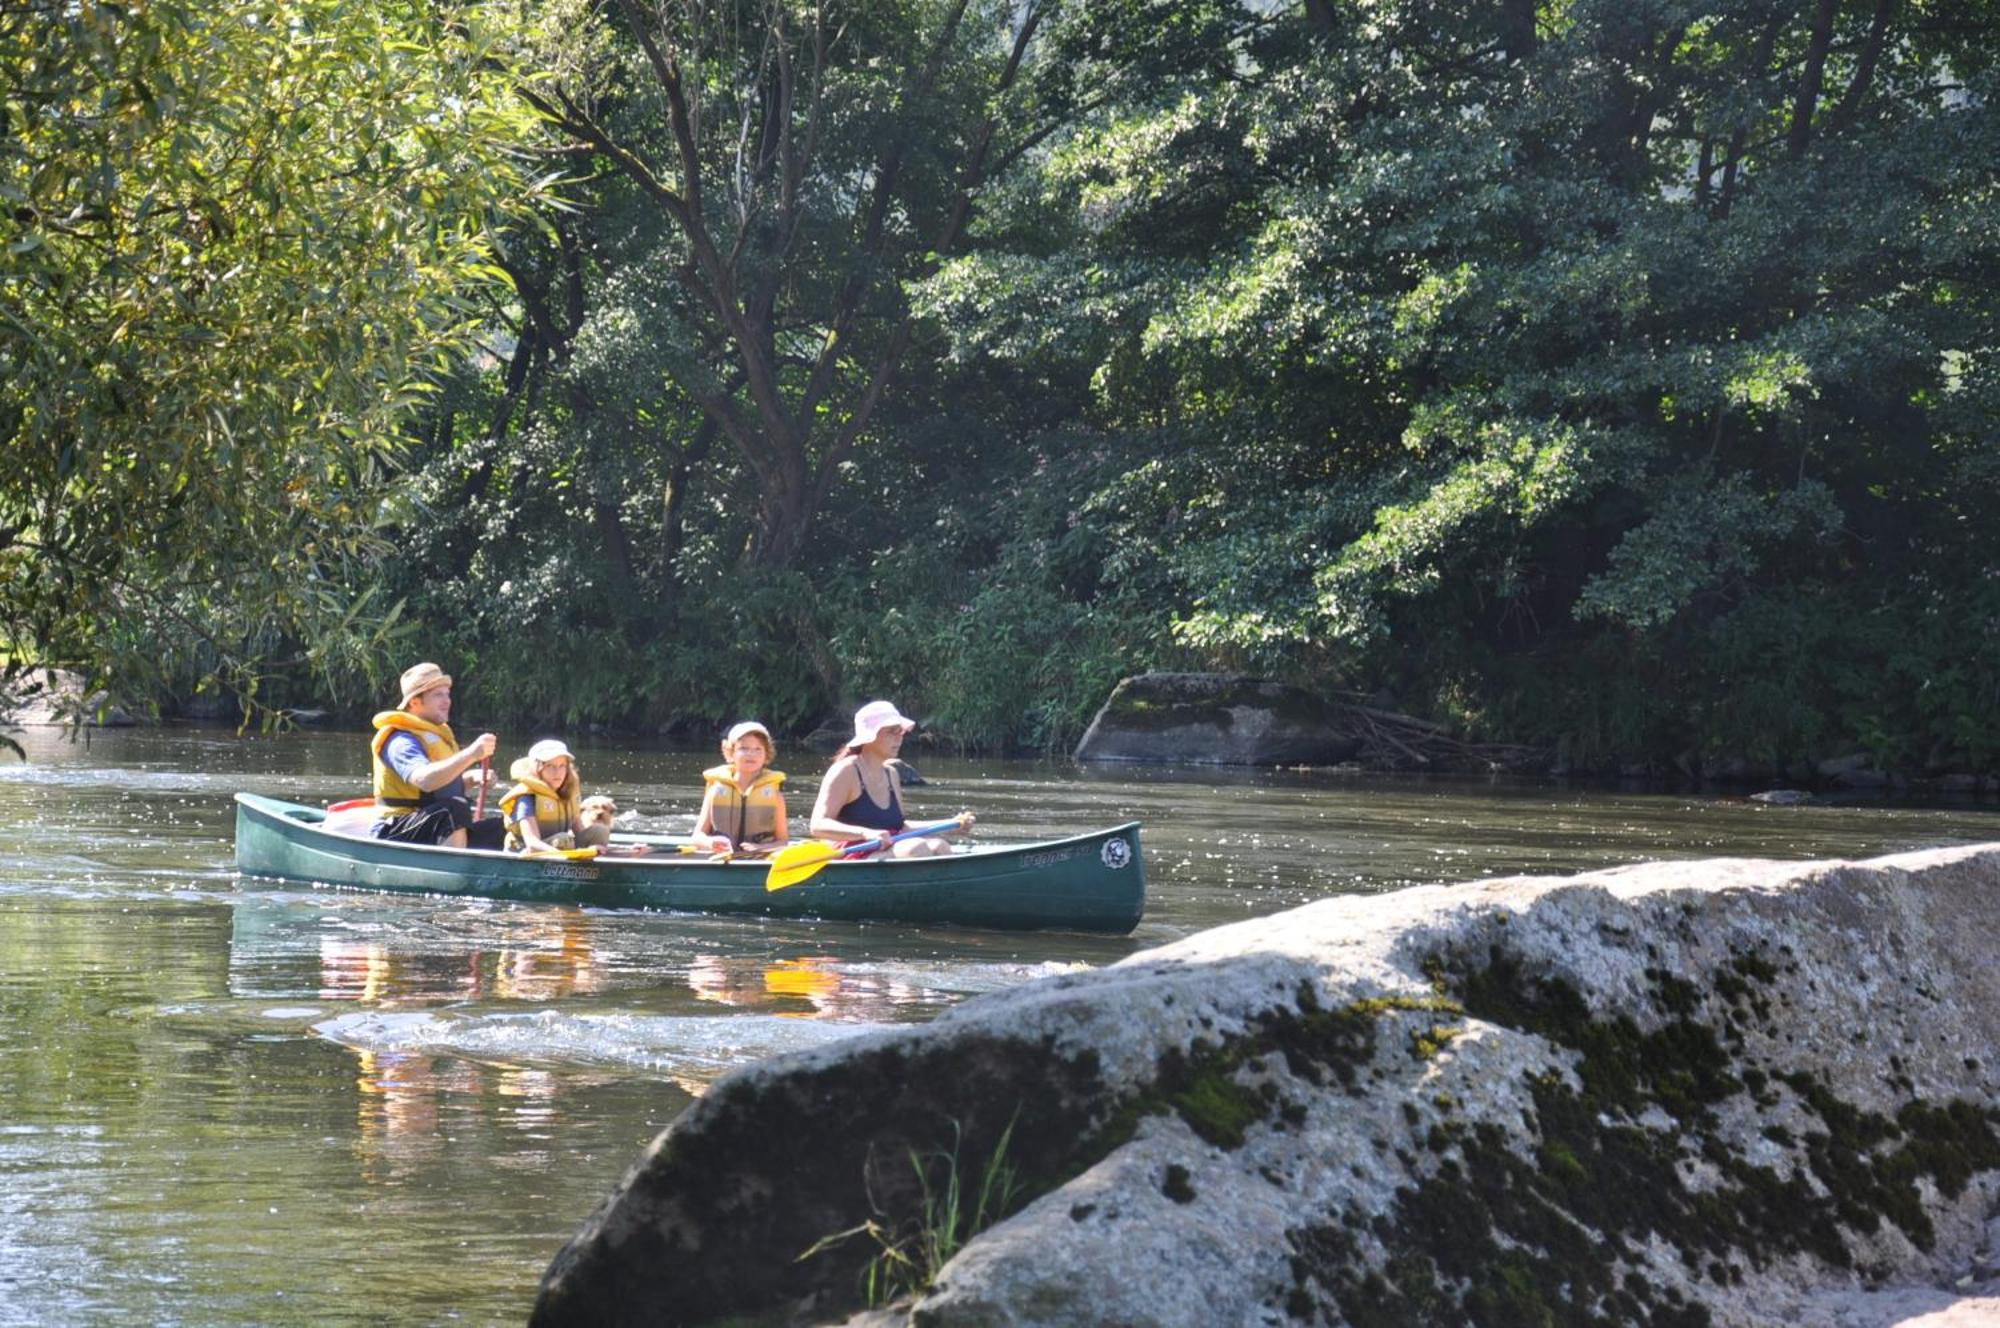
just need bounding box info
[233,793,1145,934]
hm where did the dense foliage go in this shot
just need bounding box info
[391,0,1211,744]
[0,0,545,720]
[10,1,1996,772]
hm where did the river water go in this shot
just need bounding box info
[3,726,1996,1325]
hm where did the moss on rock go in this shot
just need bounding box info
[1278,940,2000,1327]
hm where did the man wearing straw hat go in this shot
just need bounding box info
[367,662,504,850]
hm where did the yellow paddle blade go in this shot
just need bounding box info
[764,840,846,892]
[524,846,599,861]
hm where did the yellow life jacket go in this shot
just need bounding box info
[702,765,786,845]
[498,756,584,852]
[370,710,460,821]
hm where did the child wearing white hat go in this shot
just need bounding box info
[499,738,585,853]
[694,721,789,856]
[499,739,653,857]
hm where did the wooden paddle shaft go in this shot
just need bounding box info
[474,756,491,820]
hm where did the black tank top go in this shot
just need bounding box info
[836,763,904,831]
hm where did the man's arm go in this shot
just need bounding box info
[385,731,497,794]
[411,732,496,791]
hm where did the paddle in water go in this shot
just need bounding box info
[765,818,969,892]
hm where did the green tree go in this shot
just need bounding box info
[507,0,1204,568]
[924,0,2000,765]
[380,0,1225,737]
[0,0,547,721]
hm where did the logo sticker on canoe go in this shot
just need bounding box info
[1101,839,1132,870]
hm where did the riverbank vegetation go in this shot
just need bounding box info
[7,1,1997,774]
[0,0,547,717]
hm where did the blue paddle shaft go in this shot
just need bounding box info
[840,818,965,859]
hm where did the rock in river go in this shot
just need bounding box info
[2,667,138,727]
[1072,672,1358,766]
[533,844,2000,1328]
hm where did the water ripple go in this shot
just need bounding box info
[313,1007,889,1082]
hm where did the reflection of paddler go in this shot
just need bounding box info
[493,910,601,1001]
[763,957,840,1003]
[318,940,392,1003]
[353,1047,442,1182]
[686,953,842,1009]
[687,953,737,1004]
[493,1065,560,1131]
[687,952,770,1006]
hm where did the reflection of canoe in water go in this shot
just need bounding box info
[233,794,1145,934]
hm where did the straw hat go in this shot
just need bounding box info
[398,662,451,707]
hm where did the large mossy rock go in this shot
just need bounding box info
[1072,672,1357,766]
[533,845,2000,1328]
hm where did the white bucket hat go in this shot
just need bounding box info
[725,721,772,745]
[850,700,915,746]
[527,738,574,764]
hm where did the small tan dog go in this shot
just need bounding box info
[574,795,619,848]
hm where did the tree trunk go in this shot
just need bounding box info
[1829,0,1896,133]
[1787,0,1838,158]
[464,324,539,508]
[749,455,813,570]
[656,418,717,620]
[1719,17,1785,217]
[1499,0,1537,61]
[593,498,644,623]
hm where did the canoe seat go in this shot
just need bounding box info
[321,806,378,839]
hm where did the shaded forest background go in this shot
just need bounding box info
[5,0,1997,775]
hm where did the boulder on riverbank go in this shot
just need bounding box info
[1072,672,1359,766]
[1,669,138,727]
[533,844,2000,1328]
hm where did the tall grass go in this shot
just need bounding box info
[800,1116,1024,1307]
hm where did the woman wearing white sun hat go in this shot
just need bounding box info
[809,701,974,858]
